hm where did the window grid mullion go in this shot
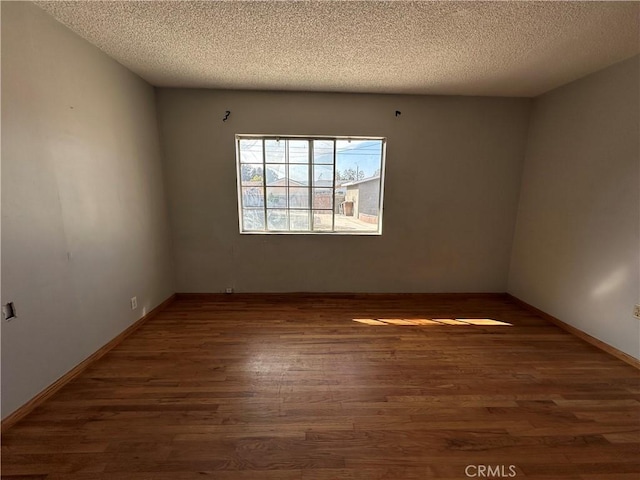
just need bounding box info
[285,143,290,231]
[331,138,336,232]
[309,139,314,231]
[237,139,245,231]
[262,138,267,231]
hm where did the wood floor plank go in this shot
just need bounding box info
[1,293,638,479]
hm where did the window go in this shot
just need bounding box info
[236,135,386,234]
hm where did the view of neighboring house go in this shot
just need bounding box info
[241,177,334,210]
[342,175,381,224]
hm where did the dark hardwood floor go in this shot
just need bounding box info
[2,293,638,479]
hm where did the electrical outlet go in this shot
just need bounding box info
[2,302,16,321]
[634,304,640,320]
[225,287,233,294]
[131,296,138,310]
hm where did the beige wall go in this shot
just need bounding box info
[509,56,640,359]
[1,2,175,418]
[157,89,531,293]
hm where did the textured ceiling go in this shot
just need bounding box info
[36,1,640,97]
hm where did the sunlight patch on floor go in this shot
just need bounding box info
[352,318,512,326]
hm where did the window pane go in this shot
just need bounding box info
[242,209,265,231]
[240,164,264,186]
[335,180,381,232]
[265,164,286,186]
[239,139,263,163]
[358,221,378,232]
[313,164,333,186]
[289,164,309,186]
[335,139,382,182]
[266,187,287,208]
[289,140,309,164]
[312,210,332,231]
[290,210,310,231]
[242,187,264,207]
[313,140,334,164]
[313,188,333,209]
[265,140,285,163]
[289,187,309,208]
[267,209,288,231]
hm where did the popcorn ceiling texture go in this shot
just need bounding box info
[36,1,639,97]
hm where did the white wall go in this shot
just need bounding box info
[509,56,640,359]
[157,89,531,293]
[1,2,175,418]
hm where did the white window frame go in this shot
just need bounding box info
[235,134,386,235]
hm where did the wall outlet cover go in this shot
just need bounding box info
[131,297,138,310]
[633,304,640,320]
[2,302,16,321]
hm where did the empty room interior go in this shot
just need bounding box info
[1,1,639,479]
